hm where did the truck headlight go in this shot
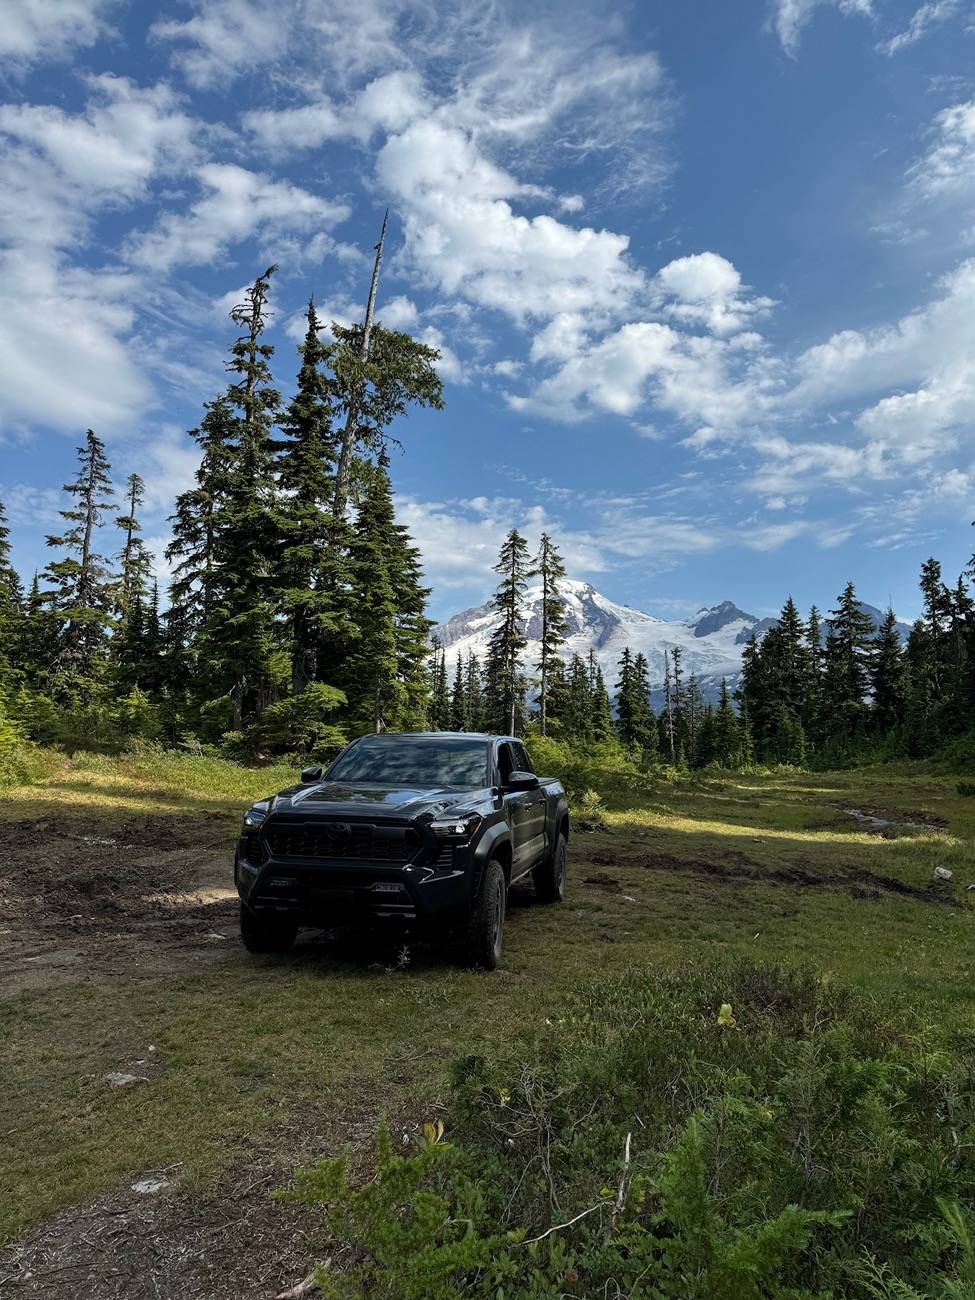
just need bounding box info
[430,812,481,840]
[244,799,271,826]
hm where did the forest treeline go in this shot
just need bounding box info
[0,256,448,759]
[0,247,973,772]
[430,526,975,771]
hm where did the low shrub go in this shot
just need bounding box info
[288,959,975,1299]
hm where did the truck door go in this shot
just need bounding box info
[499,741,546,877]
[514,742,547,865]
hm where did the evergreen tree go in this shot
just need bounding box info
[202,266,282,733]
[0,500,23,687]
[449,654,467,731]
[532,533,568,737]
[428,645,450,730]
[43,429,115,683]
[660,656,676,763]
[340,456,430,734]
[465,653,483,732]
[713,679,740,768]
[590,656,614,744]
[115,473,152,622]
[822,581,876,741]
[684,674,704,765]
[166,397,236,647]
[870,608,906,735]
[485,529,531,735]
[274,299,345,693]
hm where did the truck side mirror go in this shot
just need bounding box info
[506,770,540,793]
[300,765,323,784]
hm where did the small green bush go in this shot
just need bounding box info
[956,781,975,799]
[288,960,975,1299]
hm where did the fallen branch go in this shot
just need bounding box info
[518,1202,604,1246]
[275,1269,321,1299]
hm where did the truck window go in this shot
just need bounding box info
[497,742,516,784]
[514,743,534,773]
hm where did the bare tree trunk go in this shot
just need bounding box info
[332,211,387,523]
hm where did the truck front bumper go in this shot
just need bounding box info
[235,844,471,928]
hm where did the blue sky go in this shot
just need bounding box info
[1,0,974,623]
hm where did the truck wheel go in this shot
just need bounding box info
[533,832,567,903]
[239,902,298,954]
[463,860,506,970]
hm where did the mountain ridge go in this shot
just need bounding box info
[432,580,912,704]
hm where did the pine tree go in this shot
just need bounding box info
[590,657,614,744]
[115,473,152,622]
[343,459,401,733]
[465,653,483,732]
[532,533,568,737]
[684,674,704,765]
[274,299,345,693]
[428,645,449,730]
[166,397,236,646]
[43,429,115,683]
[822,581,876,741]
[713,679,740,768]
[485,529,530,735]
[870,607,905,735]
[449,654,467,731]
[0,500,23,688]
[661,655,676,763]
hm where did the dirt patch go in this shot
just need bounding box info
[837,804,948,834]
[582,845,954,906]
[582,872,623,893]
[0,1099,426,1300]
[0,812,241,995]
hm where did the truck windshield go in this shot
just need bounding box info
[328,738,490,789]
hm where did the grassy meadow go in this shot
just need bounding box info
[1,748,974,1293]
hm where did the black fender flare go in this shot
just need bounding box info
[472,821,512,892]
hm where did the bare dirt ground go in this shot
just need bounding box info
[0,810,429,1298]
[1,810,243,997]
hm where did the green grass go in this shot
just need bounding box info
[1,749,974,1244]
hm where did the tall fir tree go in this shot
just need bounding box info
[870,608,906,735]
[43,429,115,684]
[274,299,346,693]
[822,581,876,741]
[485,529,531,735]
[115,473,152,622]
[0,500,23,688]
[532,533,568,737]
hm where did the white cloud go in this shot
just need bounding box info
[656,251,775,336]
[0,252,150,436]
[0,76,198,208]
[878,0,958,55]
[379,118,643,323]
[791,258,975,456]
[770,0,873,56]
[151,0,289,89]
[378,294,419,329]
[0,0,116,65]
[0,76,201,436]
[128,163,350,271]
[908,97,975,198]
[513,318,779,427]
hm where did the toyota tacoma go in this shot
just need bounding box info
[234,732,569,969]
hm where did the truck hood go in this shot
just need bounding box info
[282,782,471,816]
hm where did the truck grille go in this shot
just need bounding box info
[263,822,420,864]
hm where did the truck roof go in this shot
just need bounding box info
[354,732,517,743]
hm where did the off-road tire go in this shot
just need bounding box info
[239,902,299,954]
[533,832,567,903]
[463,859,506,970]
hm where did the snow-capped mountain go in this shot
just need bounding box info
[433,580,766,703]
[432,580,913,705]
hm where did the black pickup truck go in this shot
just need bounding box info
[234,732,569,969]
